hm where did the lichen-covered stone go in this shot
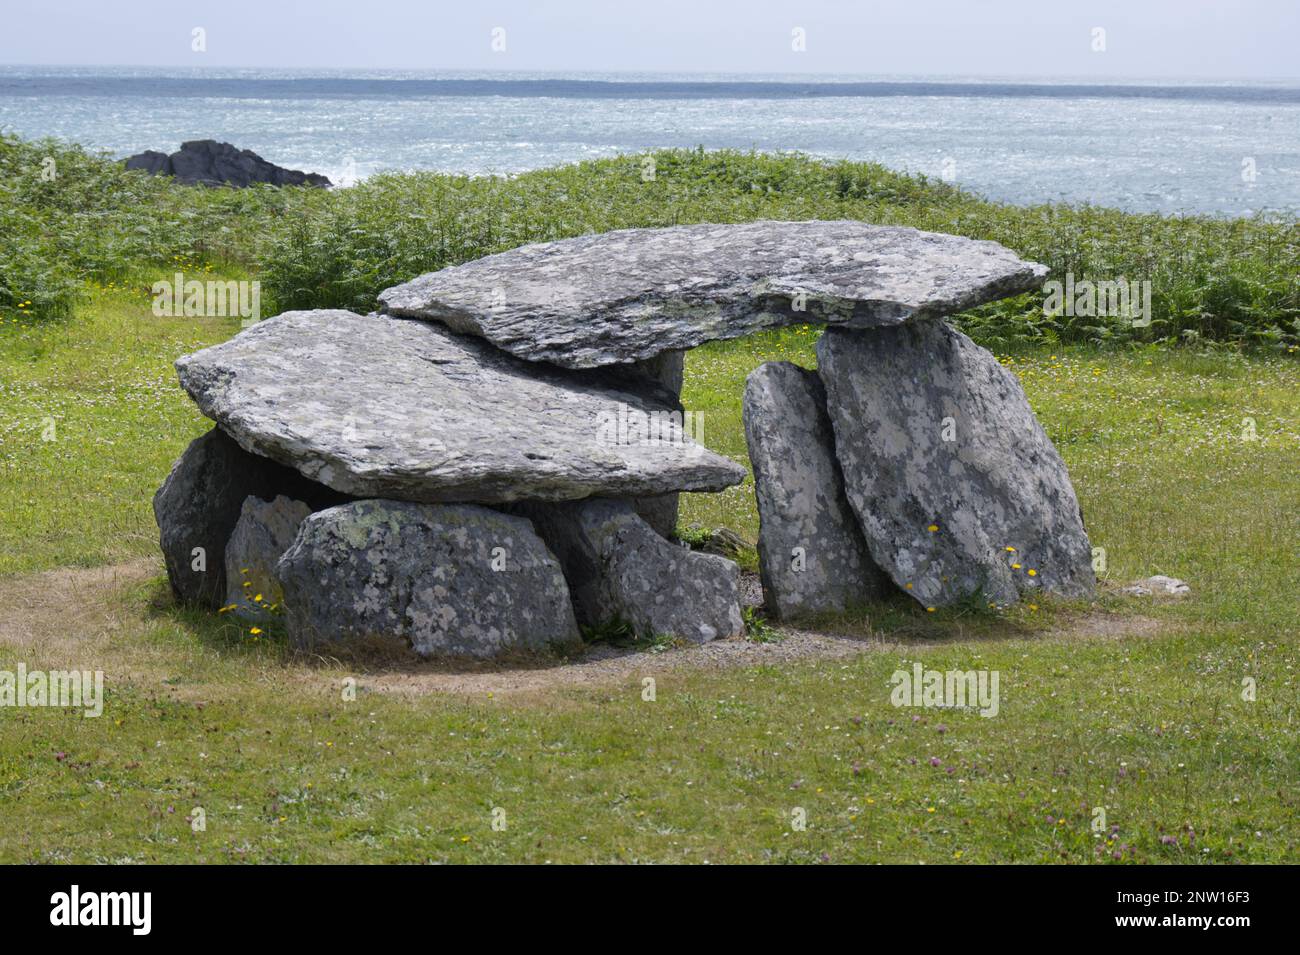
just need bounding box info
[153,428,334,608]
[222,495,312,621]
[176,310,745,504]
[1123,575,1191,597]
[743,361,890,618]
[378,220,1048,368]
[620,350,686,538]
[276,499,580,658]
[519,499,743,643]
[817,321,1095,608]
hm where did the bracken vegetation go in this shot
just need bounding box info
[3,133,1297,348]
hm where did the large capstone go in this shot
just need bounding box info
[176,310,745,504]
[378,221,1048,369]
[743,361,890,618]
[153,428,336,608]
[518,499,743,644]
[275,500,580,657]
[817,321,1095,608]
[222,495,312,621]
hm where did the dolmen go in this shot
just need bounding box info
[155,220,1094,658]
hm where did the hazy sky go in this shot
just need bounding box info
[1,0,1296,79]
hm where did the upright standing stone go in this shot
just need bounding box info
[222,495,312,621]
[743,362,891,618]
[621,349,687,538]
[153,428,332,608]
[518,499,744,643]
[276,500,580,658]
[817,321,1095,608]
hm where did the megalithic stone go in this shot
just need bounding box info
[153,427,340,608]
[620,349,686,538]
[223,494,312,621]
[816,321,1095,609]
[378,220,1049,369]
[743,361,891,618]
[276,500,581,658]
[175,311,745,504]
[516,499,744,644]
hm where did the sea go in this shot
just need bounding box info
[1,66,1298,216]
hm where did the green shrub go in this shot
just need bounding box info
[0,132,288,321]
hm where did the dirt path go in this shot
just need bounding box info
[0,558,157,658]
[0,560,1166,700]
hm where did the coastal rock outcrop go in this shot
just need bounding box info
[276,500,580,657]
[125,140,331,188]
[520,499,743,643]
[743,361,890,618]
[816,321,1095,608]
[378,220,1047,369]
[175,310,746,504]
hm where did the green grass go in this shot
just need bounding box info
[1,138,1297,862]
[0,289,224,573]
[3,624,1293,864]
[1,285,1296,863]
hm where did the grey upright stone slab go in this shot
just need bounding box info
[153,427,329,608]
[222,495,312,621]
[175,310,745,504]
[276,500,580,658]
[621,349,687,538]
[378,220,1048,369]
[817,321,1095,608]
[743,361,891,618]
[519,499,744,644]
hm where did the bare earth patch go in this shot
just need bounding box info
[0,559,156,658]
[0,561,1167,701]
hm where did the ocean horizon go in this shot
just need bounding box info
[2,66,1298,215]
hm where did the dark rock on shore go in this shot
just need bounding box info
[124,140,331,188]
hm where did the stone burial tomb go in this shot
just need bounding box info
[154,219,1094,658]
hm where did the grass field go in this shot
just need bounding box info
[1,282,1296,863]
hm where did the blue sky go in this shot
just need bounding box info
[0,0,1296,79]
